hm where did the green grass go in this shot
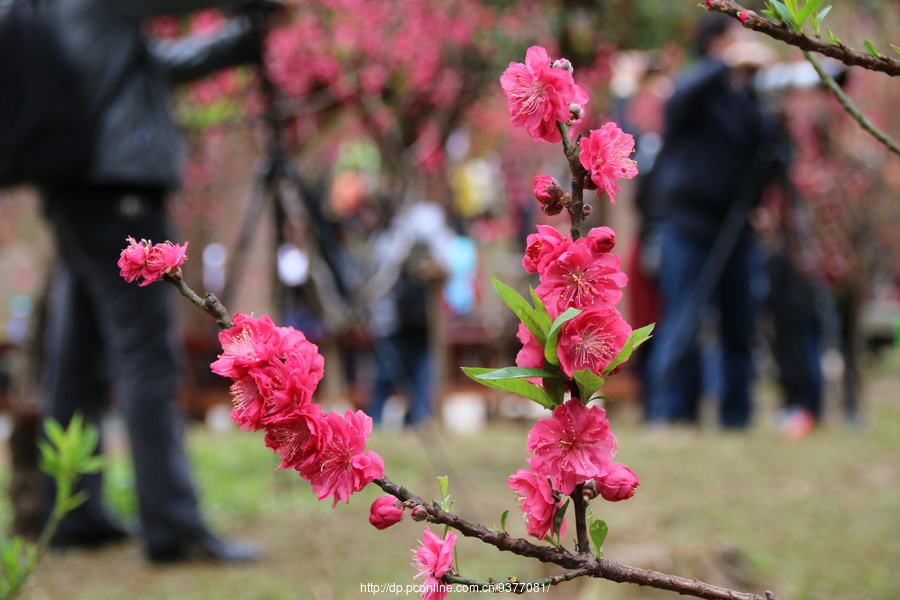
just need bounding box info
[5,373,900,600]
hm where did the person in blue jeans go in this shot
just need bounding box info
[645,15,782,429]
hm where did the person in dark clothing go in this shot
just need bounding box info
[645,15,780,429]
[39,0,265,563]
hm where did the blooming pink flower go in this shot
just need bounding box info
[508,469,566,540]
[118,237,150,283]
[535,243,627,317]
[527,399,618,495]
[369,495,404,530]
[141,241,189,286]
[557,306,632,378]
[264,403,328,472]
[578,122,638,204]
[228,361,287,431]
[411,527,456,600]
[500,46,588,143]
[522,225,567,274]
[300,410,384,507]
[595,462,640,502]
[210,313,280,379]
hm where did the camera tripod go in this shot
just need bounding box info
[219,61,351,334]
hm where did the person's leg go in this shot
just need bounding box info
[401,333,433,426]
[646,226,705,425]
[42,263,125,545]
[717,241,759,429]
[46,188,208,553]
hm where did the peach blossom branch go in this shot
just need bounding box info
[703,0,900,76]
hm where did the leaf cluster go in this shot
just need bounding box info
[463,276,652,409]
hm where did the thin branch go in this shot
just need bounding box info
[557,121,587,240]
[443,568,591,593]
[374,476,782,600]
[803,51,900,156]
[703,0,900,76]
[571,484,591,555]
[164,273,233,329]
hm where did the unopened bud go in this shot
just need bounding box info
[411,505,428,522]
[552,58,574,73]
[582,204,593,219]
[568,103,584,125]
[583,174,598,191]
[583,479,598,500]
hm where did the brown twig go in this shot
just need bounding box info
[165,273,233,329]
[703,0,900,77]
[557,122,588,240]
[443,568,591,593]
[375,476,782,600]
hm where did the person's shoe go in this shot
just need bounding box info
[50,520,133,549]
[147,533,261,565]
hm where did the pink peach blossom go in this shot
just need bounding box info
[141,241,189,285]
[535,243,627,316]
[533,174,564,215]
[500,46,588,143]
[300,410,384,507]
[411,527,456,600]
[508,469,566,540]
[369,495,404,530]
[264,403,329,472]
[522,225,567,274]
[595,461,640,502]
[527,399,617,495]
[557,306,632,378]
[210,313,280,379]
[117,237,150,283]
[578,122,638,204]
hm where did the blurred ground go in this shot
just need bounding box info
[1,360,899,600]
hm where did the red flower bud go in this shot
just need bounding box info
[596,462,639,502]
[369,496,404,530]
[411,505,429,522]
[738,10,751,24]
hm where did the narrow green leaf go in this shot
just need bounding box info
[544,307,582,367]
[797,0,826,29]
[602,323,654,378]
[461,367,556,409]
[530,288,553,334]
[864,40,883,58]
[44,418,66,448]
[553,499,570,540]
[891,43,900,55]
[590,519,609,556]
[437,476,450,503]
[500,510,509,532]
[475,366,558,381]
[825,28,841,43]
[572,369,605,402]
[491,276,547,345]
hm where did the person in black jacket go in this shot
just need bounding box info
[39,0,266,563]
[645,15,780,429]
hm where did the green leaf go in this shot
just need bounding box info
[766,0,797,29]
[500,510,509,533]
[530,288,553,334]
[491,276,547,345]
[825,28,841,44]
[590,519,609,557]
[437,475,449,497]
[601,323,654,378]
[572,369,605,402]
[474,366,558,381]
[461,367,556,409]
[797,0,826,29]
[553,499,570,541]
[544,307,582,367]
[864,40,883,58]
[891,43,900,55]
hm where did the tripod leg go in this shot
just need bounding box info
[222,158,275,307]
